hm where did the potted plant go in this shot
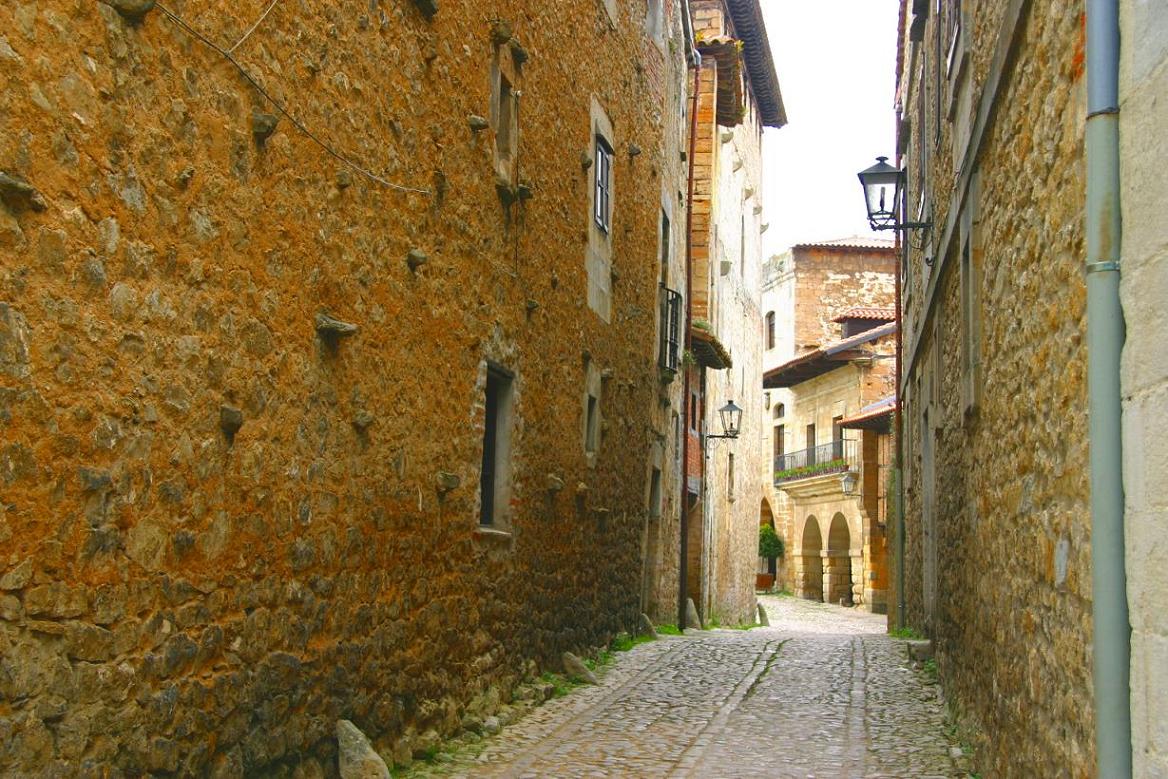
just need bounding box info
[757,523,784,591]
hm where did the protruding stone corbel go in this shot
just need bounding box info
[104,0,155,22]
[412,0,437,20]
[315,313,359,346]
[490,19,513,46]
[436,471,460,494]
[219,405,244,445]
[407,249,428,272]
[251,112,278,144]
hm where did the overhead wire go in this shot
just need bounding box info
[226,0,282,54]
[154,2,430,196]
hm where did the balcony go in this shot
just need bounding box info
[774,439,858,486]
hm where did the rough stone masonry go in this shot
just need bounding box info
[0,0,688,773]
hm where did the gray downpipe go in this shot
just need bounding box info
[1085,0,1131,775]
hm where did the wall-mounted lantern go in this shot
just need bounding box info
[857,156,932,233]
[708,399,742,440]
[840,471,859,497]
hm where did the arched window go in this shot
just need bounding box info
[773,402,785,420]
[765,311,776,350]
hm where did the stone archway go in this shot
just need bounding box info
[797,516,823,602]
[759,498,777,577]
[825,513,853,606]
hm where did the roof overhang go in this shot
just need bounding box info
[691,327,733,370]
[725,0,786,128]
[697,38,746,127]
[763,321,897,389]
[762,348,867,388]
[840,407,894,432]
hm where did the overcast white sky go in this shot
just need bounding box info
[758,1,901,256]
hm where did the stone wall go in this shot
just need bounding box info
[639,0,693,628]
[1119,0,1168,774]
[788,243,896,355]
[897,1,1092,776]
[0,0,688,773]
[691,0,769,629]
[760,243,896,603]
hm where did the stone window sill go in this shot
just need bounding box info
[474,526,513,542]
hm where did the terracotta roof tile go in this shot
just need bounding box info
[831,307,897,323]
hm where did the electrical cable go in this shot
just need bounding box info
[155,2,430,196]
[226,0,281,54]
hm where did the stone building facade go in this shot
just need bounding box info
[763,306,896,613]
[1119,0,1168,774]
[759,240,896,607]
[679,0,784,629]
[895,0,1094,775]
[0,0,697,773]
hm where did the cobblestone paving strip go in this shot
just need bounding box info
[412,596,970,778]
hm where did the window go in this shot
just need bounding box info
[594,137,613,233]
[773,424,785,462]
[765,311,776,350]
[659,285,682,372]
[775,402,785,419]
[806,423,816,464]
[480,365,514,527]
[739,214,746,278]
[491,49,519,183]
[659,210,671,280]
[727,453,736,501]
[496,75,515,169]
[649,467,662,518]
[585,393,599,454]
[586,99,615,322]
[960,176,982,416]
[832,415,844,460]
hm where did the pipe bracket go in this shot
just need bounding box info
[1086,260,1120,274]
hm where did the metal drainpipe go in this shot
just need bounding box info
[1085,0,1131,775]
[893,154,906,632]
[679,41,702,634]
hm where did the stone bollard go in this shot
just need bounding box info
[638,612,658,639]
[685,598,703,630]
[336,720,390,779]
[562,651,599,685]
[757,602,770,627]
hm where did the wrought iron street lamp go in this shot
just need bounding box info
[857,156,932,233]
[708,399,742,440]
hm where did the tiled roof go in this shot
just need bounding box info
[840,395,896,431]
[831,307,897,323]
[793,236,897,251]
[763,322,897,388]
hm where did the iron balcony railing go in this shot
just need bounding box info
[774,439,858,485]
[659,285,682,372]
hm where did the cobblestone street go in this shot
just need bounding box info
[413,595,969,778]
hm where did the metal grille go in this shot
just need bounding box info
[774,439,858,485]
[659,285,682,372]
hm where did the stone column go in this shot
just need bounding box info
[850,552,864,606]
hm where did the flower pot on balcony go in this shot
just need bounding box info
[756,573,775,591]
